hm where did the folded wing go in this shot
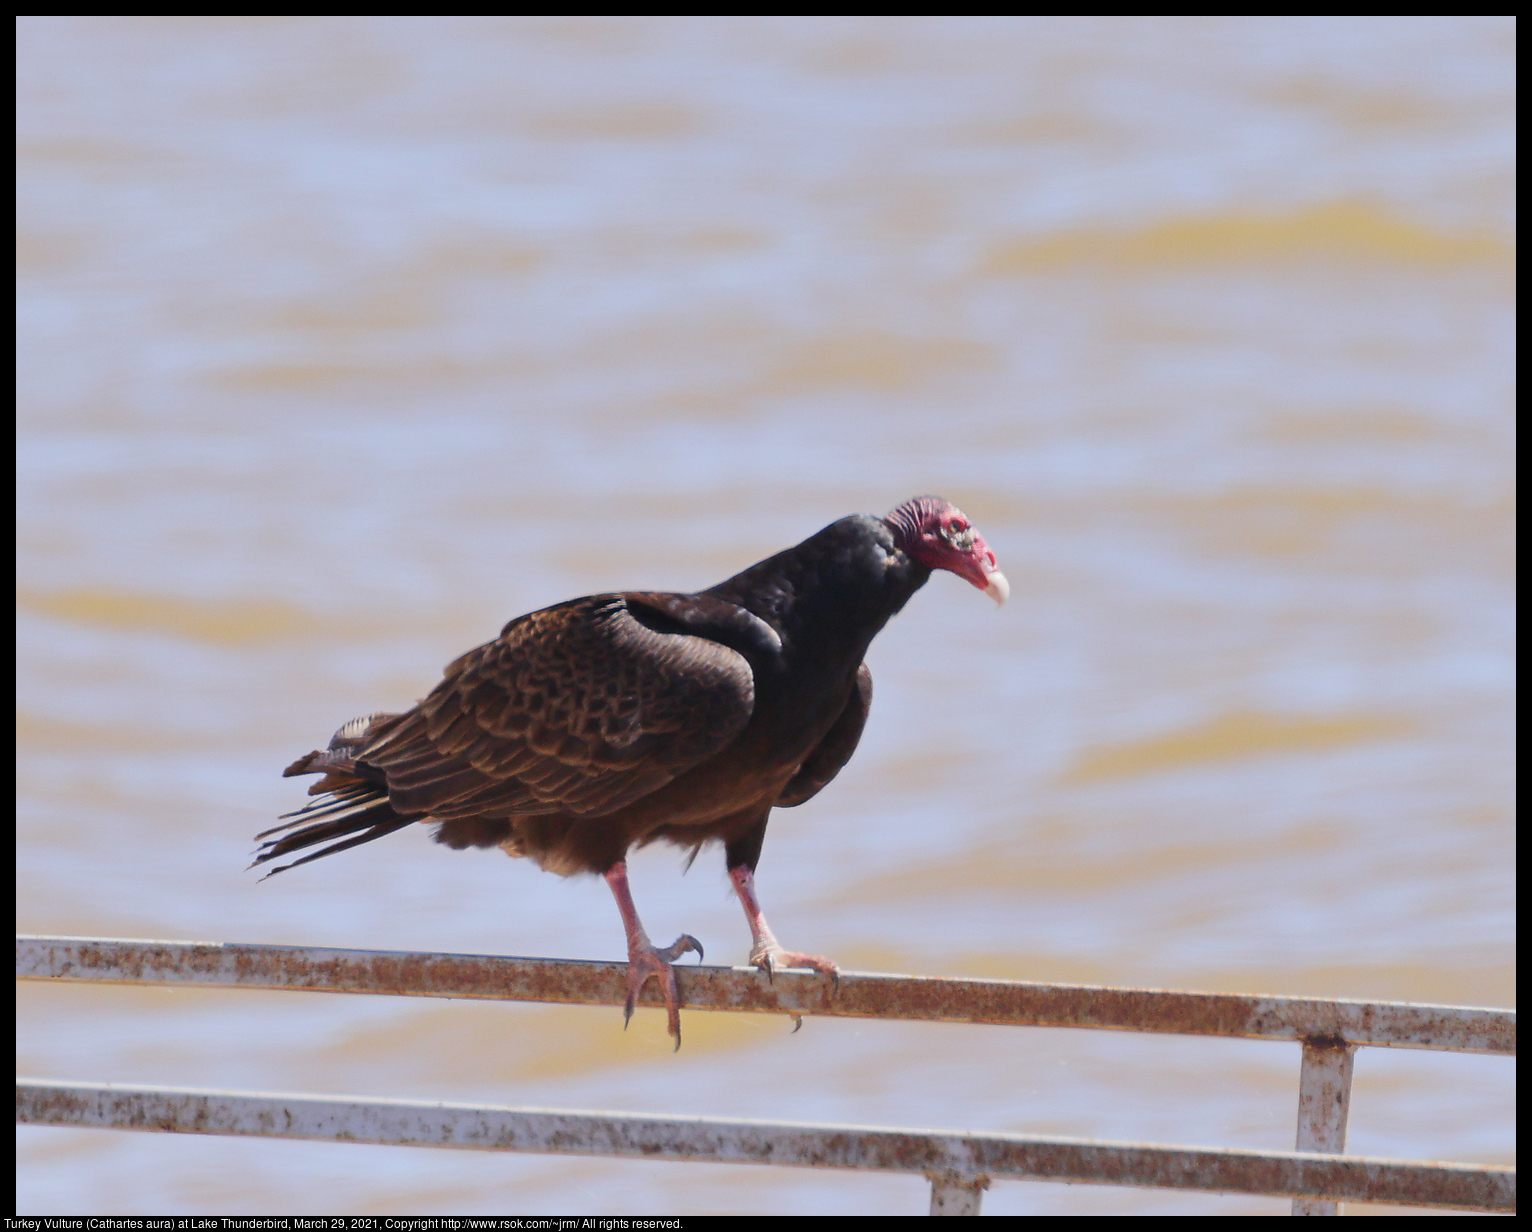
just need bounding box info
[774,663,872,808]
[360,593,758,822]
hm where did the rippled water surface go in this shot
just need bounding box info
[17,16,1514,1216]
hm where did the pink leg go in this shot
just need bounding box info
[729,864,839,987]
[604,861,703,1050]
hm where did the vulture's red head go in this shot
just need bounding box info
[885,496,1009,605]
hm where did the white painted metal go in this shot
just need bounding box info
[1292,1041,1358,1216]
[15,935,1516,1053]
[928,1171,990,1216]
[14,1081,1515,1211]
[15,936,1517,1215]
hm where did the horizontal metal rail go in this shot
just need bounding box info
[15,1081,1517,1212]
[17,936,1516,1215]
[16,935,1515,1053]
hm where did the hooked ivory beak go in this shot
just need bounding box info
[983,570,1010,606]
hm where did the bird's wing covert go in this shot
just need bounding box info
[358,594,756,820]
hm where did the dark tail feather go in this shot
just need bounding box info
[258,712,415,877]
[254,784,414,879]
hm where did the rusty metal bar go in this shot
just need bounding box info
[928,1170,990,1215]
[14,1081,1515,1211]
[15,936,1516,1054]
[1292,1040,1357,1216]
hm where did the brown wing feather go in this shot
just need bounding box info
[357,594,756,821]
[774,662,872,807]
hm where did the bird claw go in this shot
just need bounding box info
[749,946,840,993]
[655,933,704,964]
[789,1013,803,1034]
[623,934,703,1049]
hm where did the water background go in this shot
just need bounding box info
[17,16,1514,1216]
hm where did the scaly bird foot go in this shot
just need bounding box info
[750,944,840,992]
[624,933,704,1051]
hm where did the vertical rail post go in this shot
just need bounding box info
[928,1171,989,1216]
[1291,1037,1356,1216]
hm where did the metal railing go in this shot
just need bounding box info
[15,935,1516,1216]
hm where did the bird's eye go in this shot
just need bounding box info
[941,520,973,549]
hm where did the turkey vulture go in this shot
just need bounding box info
[255,495,1006,1047]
